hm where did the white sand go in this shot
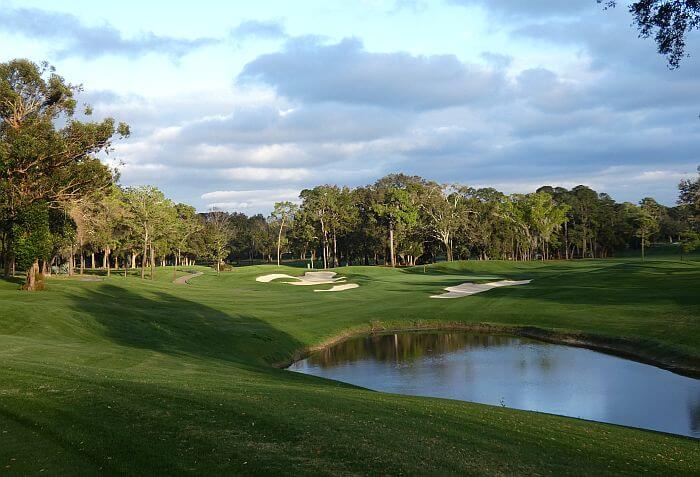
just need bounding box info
[314,283,360,292]
[256,271,347,286]
[255,274,296,283]
[430,280,531,299]
[287,271,346,286]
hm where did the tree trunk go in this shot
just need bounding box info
[320,219,328,270]
[444,240,453,262]
[141,230,148,280]
[23,259,41,291]
[150,243,155,279]
[4,253,14,278]
[277,217,285,267]
[389,225,396,268]
[106,248,111,277]
[68,247,74,276]
[91,252,95,269]
[333,232,338,268]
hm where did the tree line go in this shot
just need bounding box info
[2,59,699,291]
[240,173,698,268]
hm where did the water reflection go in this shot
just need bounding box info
[289,332,700,438]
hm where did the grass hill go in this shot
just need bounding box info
[1,259,699,475]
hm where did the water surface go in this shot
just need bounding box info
[288,332,700,438]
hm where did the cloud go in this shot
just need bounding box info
[82,4,698,213]
[480,52,513,69]
[238,37,505,110]
[448,0,591,17]
[230,20,288,41]
[174,103,411,145]
[201,188,300,213]
[391,0,427,13]
[0,7,216,59]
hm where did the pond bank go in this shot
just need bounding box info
[277,321,700,378]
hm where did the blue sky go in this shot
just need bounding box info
[1,0,698,212]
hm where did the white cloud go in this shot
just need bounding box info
[202,188,301,213]
[222,167,312,182]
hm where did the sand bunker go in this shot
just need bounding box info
[255,274,296,283]
[256,271,347,286]
[430,280,531,299]
[314,283,360,293]
[287,272,346,286]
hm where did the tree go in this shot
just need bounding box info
[203,210,234,275]
[299,186,336,269]
[636,198,662,260]
[12,202,51,290]
[326,187,358,267]
[528,192,570,260]
[373,187,418,267]
[174,203,202,270]
[288,207,320,266]
[0,59,128,288]
[421,184,467,262]
[678,166,699,256]
[122,187,173,279]
[678,166,699,227]
[271,201,298,267]
[601,1,700,68]
[67,199,90,275]
[88,186,130,276]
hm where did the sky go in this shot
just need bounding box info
[1,0,698,213]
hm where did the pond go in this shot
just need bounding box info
[288,332,700,438]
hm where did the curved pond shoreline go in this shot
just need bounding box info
[288,331,700,438]
[276,322,700,378]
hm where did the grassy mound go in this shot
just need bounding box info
[1,260,699,475]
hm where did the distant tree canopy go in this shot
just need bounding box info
[601,1,700,68]
[677,166,700,254]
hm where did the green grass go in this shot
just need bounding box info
[1,259,699,475]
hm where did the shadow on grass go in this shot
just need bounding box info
[66,283,303,367]
[469,260,700,309]
[0,275,24,287]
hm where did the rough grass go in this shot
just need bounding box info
[0,258,699,475]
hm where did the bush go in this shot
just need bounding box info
[219,263,234,272]
[51,263,70,275]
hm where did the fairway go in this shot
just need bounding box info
[1,259,699,475]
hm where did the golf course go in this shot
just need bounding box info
[3,1,700,474]
[1,254,699,475]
